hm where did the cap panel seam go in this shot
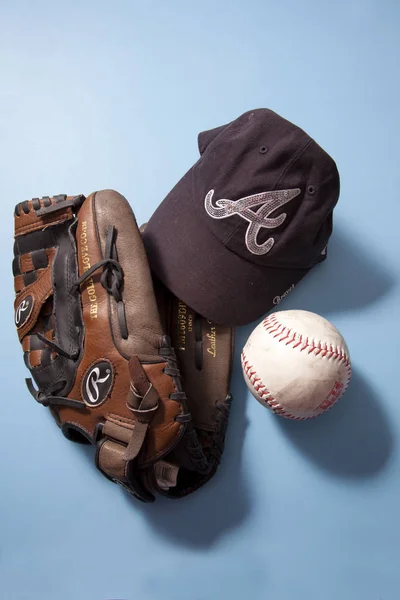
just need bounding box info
[223,137,313,248]
[274,138,313,189]
[202,111,276,163]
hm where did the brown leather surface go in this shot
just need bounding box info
[98,440,127,482]
[92,190,164,359]
[14,275,23,294]
[141,362,183,465]
[57,192,184,464]
[29,350,42,368]
[143,362,176,397]
[43,329,53,341]
[141,400,183,465]
[14,197,74,238]
[19,248,52,273]
[20,253,35,273]
[103,418,134,444]
[14,248,56,342]
[56,192,136,437]
[128,355,152,398]
[13,190,188,497]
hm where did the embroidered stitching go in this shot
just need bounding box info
[241,313,352,419]
[263,314,351,370]
[204,188,301,255]
[241,351,306,420]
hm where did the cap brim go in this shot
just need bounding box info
[143,170,309,326]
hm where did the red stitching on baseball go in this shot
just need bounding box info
[286,332,296,345]
[262,314,351,370]
[241,351,304,420]
[241,313,352,419]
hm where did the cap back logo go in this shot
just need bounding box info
[204,188,301,255]
[82,361,113,407]
[15,295,34,329]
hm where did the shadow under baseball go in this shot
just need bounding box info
[276,224,395,317]
[275,367,394,478]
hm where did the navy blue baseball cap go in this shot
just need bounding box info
[143,109,340,326]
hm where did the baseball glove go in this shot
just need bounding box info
[13,190,234,501]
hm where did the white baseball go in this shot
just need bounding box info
[241,310,351,420]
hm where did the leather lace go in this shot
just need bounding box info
[71,225,127,338]
[159,341,209,473]
[26,225,127,410]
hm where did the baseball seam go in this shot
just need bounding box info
[242,313,352,420]
[263,313,351,368]
[241,351,305,419]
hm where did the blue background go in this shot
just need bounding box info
[1,1,399,599]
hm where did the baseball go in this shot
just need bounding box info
[241,310,351,419]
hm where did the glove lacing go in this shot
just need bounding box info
[26,225,126,409]
[159,340,210,474]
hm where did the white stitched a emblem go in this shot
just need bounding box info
[204,188,301,255]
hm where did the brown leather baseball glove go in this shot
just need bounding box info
[13,189,234,501]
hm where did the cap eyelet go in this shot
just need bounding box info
[259,146,268,154]
[308,185,316,195]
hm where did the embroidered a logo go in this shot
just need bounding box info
[82,361,113,407]
[204,188,301,255]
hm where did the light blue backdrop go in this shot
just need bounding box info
[1,1,399,599]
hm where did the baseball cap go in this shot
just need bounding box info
[143,109,340,326]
